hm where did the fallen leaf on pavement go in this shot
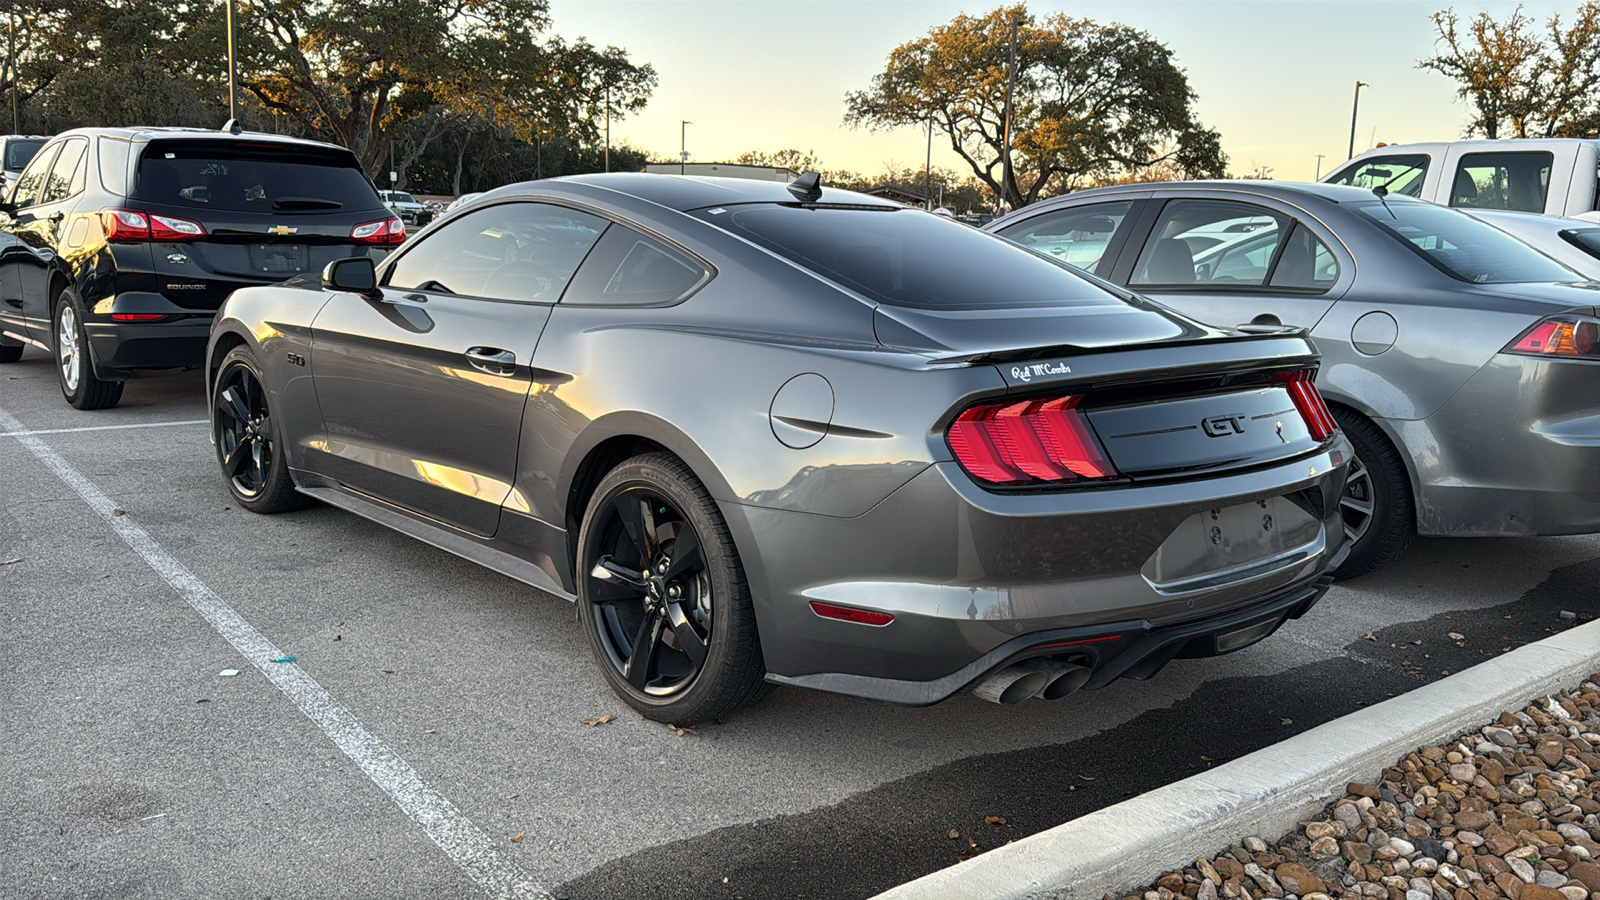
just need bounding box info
[985,815,1007,825]
[581,714,616,727]
[510,832,524,843]
[0,558,22,566]
[948,829,960,839]
[669,723,698,737]
[1447,632,1464,640]
[1362,631,1377,641]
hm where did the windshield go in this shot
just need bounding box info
[5,138,45,172]
[133,141,385,214]
[693,204,1115,309]
[389,192,418,203]
[1351,200,1580,284]
[1326,155,1429,198]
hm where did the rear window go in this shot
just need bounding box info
[4,138,45,172]
[693,204,1112,309]
[133,141,384,214]
[1352,200,1580,284]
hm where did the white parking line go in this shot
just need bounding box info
[0,418,208,437]
[0,406,548,900]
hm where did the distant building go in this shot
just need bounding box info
[863,185,930,207]
[644,162,801,181]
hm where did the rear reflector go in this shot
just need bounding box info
[1031,635,1123,650]
[1272,369,1337,442]
[110,313,168,321]
[948,394,1117,487]
[808,601,894,627]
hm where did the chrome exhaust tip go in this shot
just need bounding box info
[1036,661,1091,701]
[972,664,1050,705]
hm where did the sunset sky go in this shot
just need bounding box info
[550,0,1554,184]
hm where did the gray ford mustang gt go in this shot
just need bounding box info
[206,173,1350,722]
[990,182,1600,578]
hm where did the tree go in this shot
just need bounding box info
[1421,3,1600,139]
[734,148,822,171]
[844,5,1226,210]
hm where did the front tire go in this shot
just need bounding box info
[54,293,122,409]
[576,453,768,723]
[212,346,307,514]
[1331,408,1413,579]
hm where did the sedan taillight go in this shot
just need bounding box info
[1273,369,1338,441]
[351,217,405,245]
[1505,315,1600,359]
[947,395,1117,486]
[101,208,207,242]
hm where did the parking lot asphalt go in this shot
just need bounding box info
[2,349,1596,900]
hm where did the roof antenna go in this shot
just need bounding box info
[787,171,822,203]
[221,119,243,135]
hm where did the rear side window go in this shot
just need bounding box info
[133,141,385,214]
[563,226,707,306]
[1268,224,1340,290]
[995,200,1134,275]
[693,205,1112,309]
[1353,200,1579,283]
[41,138,87,205]
[1131,199,1287,287]
[1325,154,1430,198]
[384,201,608,303]
[1449,151,1553,213]
[1560,228,1600,261]
[98,138,132,196]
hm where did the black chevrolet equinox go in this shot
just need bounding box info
[0,124,404,409]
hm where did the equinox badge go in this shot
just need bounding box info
[1201,414,1247,437]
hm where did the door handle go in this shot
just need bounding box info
[464,346,516,373]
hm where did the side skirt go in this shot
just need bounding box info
[296,479,576,603]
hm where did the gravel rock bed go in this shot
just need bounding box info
[1121,676,1600,900]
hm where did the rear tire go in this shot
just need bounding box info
[576,453,769,723]
[54,291,122,410]
[1331,408,1413,579]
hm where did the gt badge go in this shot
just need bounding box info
[1201,414,1247,437]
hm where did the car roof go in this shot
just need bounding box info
[1019,180,1415,210]
[550,172,902,212]
[52,125,352,155]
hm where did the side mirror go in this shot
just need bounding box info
[323,257,377,296]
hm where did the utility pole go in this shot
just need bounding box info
[225,0,238,122]
[1314,153,1326,180]
[6,7,15,136]
[604,83,610,173]
[1347,81,1368,160]
[924,118,933,210]
[680,120,691,175]
[1000,13,1020,215]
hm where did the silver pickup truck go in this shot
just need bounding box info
[1323,138,1600,222]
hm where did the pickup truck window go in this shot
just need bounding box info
[1449,151,1552,213]
[1326,154,1429,198]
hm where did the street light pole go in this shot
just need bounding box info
[6,8,15,136]
[1347,81,1368,160]
[225,0,238,122]
[1000,14,1020,214]
[1314,153,1326,180]
[924,118,933,210]
[680,120,691,175]
[604,83,610,173]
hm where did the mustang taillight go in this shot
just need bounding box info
[1273,369,1337,441]
[1505,315,1600,359]
[100,208,207,243]
[351,217,405,245]
[947,395,1117,487]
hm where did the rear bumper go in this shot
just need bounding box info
[82,315,212,376]
[733,439,1351,703]
[1407,353,1600,536]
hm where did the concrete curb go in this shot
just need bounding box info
[874,617,1600,900]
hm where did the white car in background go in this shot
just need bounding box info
[377,189,428,225]
[444,192,484,213]
[1465,209,1600,280]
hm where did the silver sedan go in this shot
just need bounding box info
[1464,208,1600,279]
[990,181,1600,577]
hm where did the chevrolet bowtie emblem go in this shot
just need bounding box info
[267,225,298,235]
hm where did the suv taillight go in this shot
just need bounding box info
[947,395,1118,486]
[1273,369,1338,441]
[352,217,405,245]
[100,208,207,242]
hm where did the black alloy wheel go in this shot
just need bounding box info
[212,346,306,514]
[1330,408,1414,579]
[577,453,767,723]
